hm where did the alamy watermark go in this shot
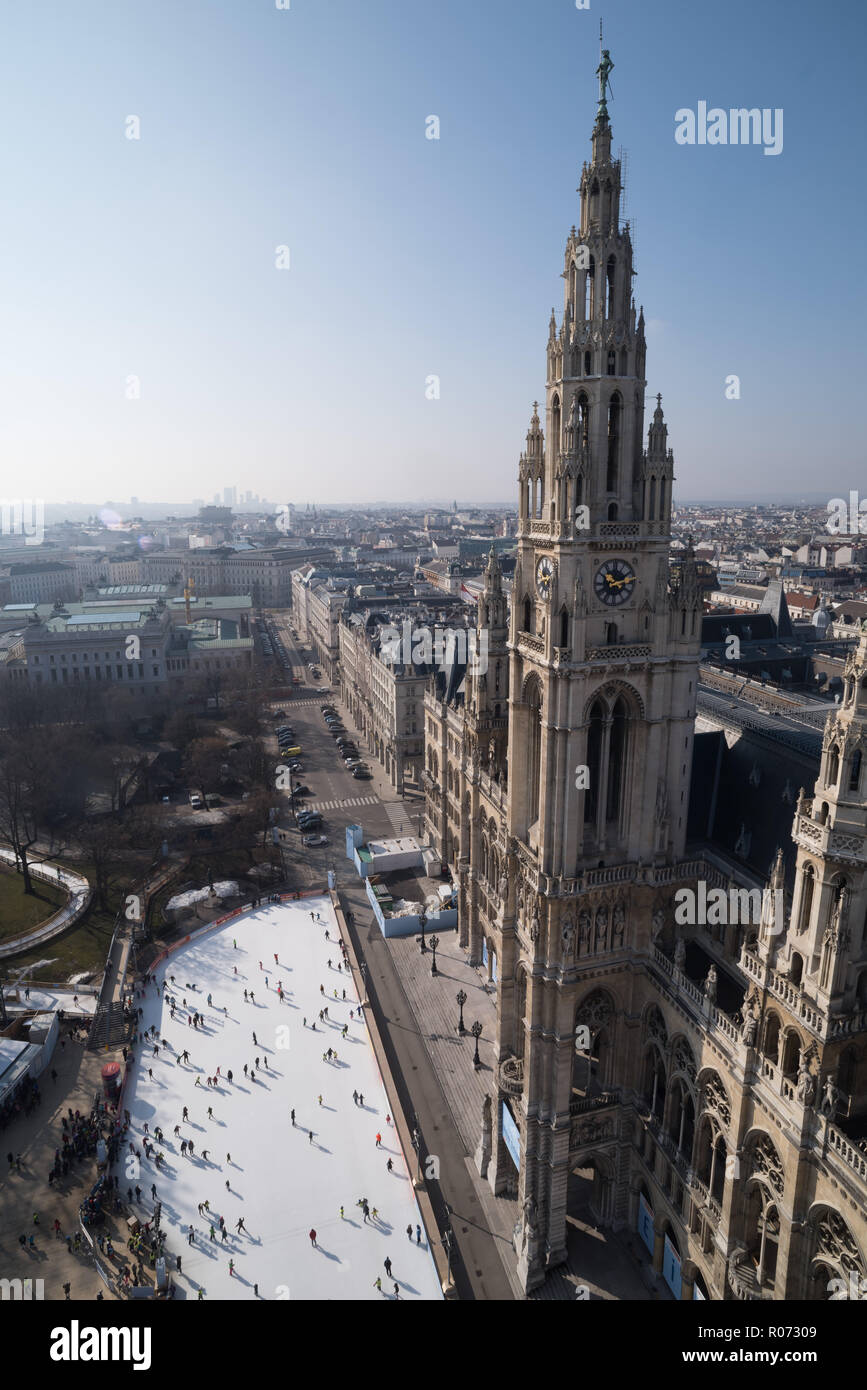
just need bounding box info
[675,103,783,157]
[674,882,784,933]
[379,621,489,675]
[826,493,867,536]
[0,498,44,545]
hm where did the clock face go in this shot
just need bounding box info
[535,556,555,601]
[594,559,636,606]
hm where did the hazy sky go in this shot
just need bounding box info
[0,0,863,507]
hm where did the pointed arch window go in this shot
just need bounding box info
[551,395,561,462]
[607,394,621,492]
[527,681,543,825]
[827,744,841,788]
[522,596,532,633]
[607,697,628,823]
[607,350,616,376]
[577,393,590,451]
[584,255,595,318]
[585,699,604,824]
[605,255,616,317]
[648,476,657,521]
[607,502,618,522]
[560,607,570,649]
[850,749,862,791]
[584,350,592,376]
[605,622,617,645]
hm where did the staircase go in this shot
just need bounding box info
[86,1001,131,1051]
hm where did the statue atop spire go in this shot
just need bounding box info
[596,45,614,125]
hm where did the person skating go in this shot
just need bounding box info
[384,1256,393,1277]
[290,1109,295,1126]
[236,1217,246,1233]
[406,1224,413,1241]
[210,1226,216,1242]
[308,1131,313,1144]
[228,1259,235,1276]
[309,1229,317,1247]
[416,1225,422,1244]
[376,1133,382,1147]
[183,1107,189,1120]
[226,1153,231,1164]
[339,1206,344,1220]
[373,1276,382,1293]
[393,1283,400,1299]
[358,1094,364,1107]
[207,1107,213,1119]
[387,1158,393,1173]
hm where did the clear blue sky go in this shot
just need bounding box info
[0,0,863,507]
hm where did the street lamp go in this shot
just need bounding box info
[418,908,428,954]
[456,989,467,1034]
[442,1225,454,1289]
[360,961,368,1006]
[471,1020,483,1069]
[411,1126,422,1185]
[429,935,440,976]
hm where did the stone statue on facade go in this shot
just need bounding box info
[821,1075,839,1117]
[594,906,608,950]
[674,937,686,971]
[651,906,665,940]
[578,911,591,955]
[704,964,717,1003]
[797,1059,815,1108]
[612,901,625,946]
[562,916,576,957]
[529,911,540,943]
[740,989,758,1045]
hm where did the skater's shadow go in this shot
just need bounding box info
[314,1244,341,1263]
[394,1278,422,1295]
[317,1103,337,1112]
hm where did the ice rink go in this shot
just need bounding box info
[119,895,442,1301]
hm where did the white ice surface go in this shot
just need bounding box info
[119,896,442,1302]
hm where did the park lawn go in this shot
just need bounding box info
[2,860,122,983]
[0,864,67,940]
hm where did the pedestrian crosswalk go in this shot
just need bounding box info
[306,795,379,813]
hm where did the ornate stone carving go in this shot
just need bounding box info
[703,1074,731,1129]
[749,1134,784,1197]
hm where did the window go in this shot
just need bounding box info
[850,750,862,791]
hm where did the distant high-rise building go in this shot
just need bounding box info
[130,496,139,506]
[223,486,237,506]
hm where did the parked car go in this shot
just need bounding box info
[291,784,312,797]
[316,687,330,694]
[297,815,322,829]
[302,834,329,847]
[352,768,373,779]
[289,761,303,772]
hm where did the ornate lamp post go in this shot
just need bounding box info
[418,908,428,954]
[456,989,467,1034]
[429,934,440,976]
[471,1020,483,1070]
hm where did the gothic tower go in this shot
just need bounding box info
[491,55,703,1290]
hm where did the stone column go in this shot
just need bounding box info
[652,1222,665,1275]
